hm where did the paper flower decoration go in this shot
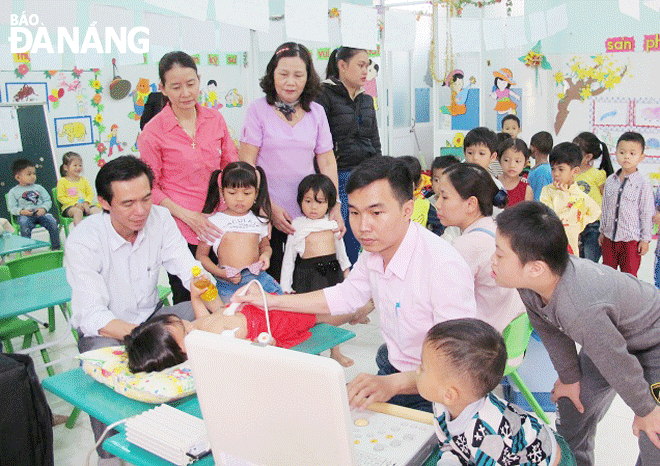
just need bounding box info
[519,41,551,87]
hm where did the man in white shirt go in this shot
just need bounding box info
[64,156,201,466]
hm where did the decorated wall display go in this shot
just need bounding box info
[106,124,126,157]
[224,89,243,108]
[128,77,157,121]
[591,97,660,160]
[54,115,94,148]
[440,69,479,131]
[440,132,466,161]
[6,82,48,107]
[203,80,223,109]
[519,41,551,88]
[554,55,630,135]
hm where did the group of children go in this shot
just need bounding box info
[5,152,101,250]
[8,114,660,465]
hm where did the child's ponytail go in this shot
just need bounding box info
[253,165,272,222]
[202,169,222,214]
[598,140,614,176]
[573,132,614,177]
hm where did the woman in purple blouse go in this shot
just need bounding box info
[239,42,343,281]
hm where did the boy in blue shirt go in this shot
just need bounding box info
[528,131,553,201]
[7,159,60,249]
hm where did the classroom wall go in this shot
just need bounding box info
[435,0,660,178]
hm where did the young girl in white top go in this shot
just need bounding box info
[56,151,101,225]
[434,163,524,333]
[281,174,351,294]
[196,161,283,302]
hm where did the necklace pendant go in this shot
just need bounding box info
[191,141,196,149]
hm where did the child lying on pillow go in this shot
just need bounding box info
[124,282,364,373]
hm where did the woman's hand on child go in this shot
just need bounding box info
[632,406,660,450]
[271,203,295,235]
[329,204,346,238]
[638,241,650,256]
[34,208,46,216]
[20,209,33,216]
[551,379,584,413]
[598,233,605,247]
[181,209,223,244]
[230,281,271,309]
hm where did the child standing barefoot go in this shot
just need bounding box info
[281,174,358,366]
[196,162,283,302]
[56,152,101,225]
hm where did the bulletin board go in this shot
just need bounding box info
[591,96,660,161]
[0,103,57,220]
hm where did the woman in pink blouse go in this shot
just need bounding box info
[139,51,238,303]
[239,42,343,281]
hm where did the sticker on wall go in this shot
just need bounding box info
[518,41,551,88]
[6,82,48,108]
[203,80,223,109]
[128,78,156,121]
[440,70,479,131]
[13,52,30,78]
[317,48,331,60]
[106,124,126,157]
[364,59,379,110]
[226,54,238,65]
[440,133,466,161]
[191,54,201,65]
[208,54,220,66]
[225,89,243,108]
[48,88,65,108]
[54,116,94,148]
[555,55,630,135]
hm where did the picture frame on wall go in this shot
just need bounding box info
[5,82,48,109]
[54,116,95,148]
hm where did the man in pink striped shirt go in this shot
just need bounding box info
[233,157,476,412]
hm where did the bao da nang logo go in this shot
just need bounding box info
[9,12,149,54]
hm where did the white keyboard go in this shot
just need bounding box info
[354,449,394,466]
[351,409,438,466]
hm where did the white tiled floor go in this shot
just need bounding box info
[22,237,651,465]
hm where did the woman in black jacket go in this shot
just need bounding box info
[316,47,381,263]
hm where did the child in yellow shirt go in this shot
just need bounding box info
[540,143,600,255]
[56,152,101,225]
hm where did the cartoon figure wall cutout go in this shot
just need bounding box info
[440,70,478,131]
[128,78,156,121]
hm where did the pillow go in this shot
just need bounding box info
[78,346,195,403]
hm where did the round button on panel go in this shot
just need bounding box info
[391,440,402,447]
[354,418,369,427]
[373,444,385,452]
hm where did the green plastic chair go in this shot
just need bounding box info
[0,265,55,376]
[4,192,19,233]
[4,250,75,340]
[51,187,73,237]
[502,313,552,424]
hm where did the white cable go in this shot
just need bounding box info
[225,279,272,343]
[85,418,129,466]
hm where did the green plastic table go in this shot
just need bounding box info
[0,267,70,319]
[0,234,50,258]
[43,323,358,464]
